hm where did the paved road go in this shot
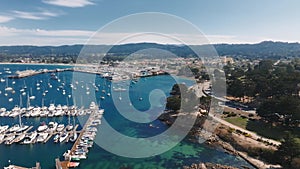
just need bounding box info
[192,81,281,146]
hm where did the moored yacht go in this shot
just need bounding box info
[37,132,48,143]
[48,121,58,132]
[23,131,38,144]
[57,124,65,132]
[69,131,78,142]
[0,125,9,133]
[8,124,21,133]
[59,132,68,143]
[66,124,74,131]
[37,122,48,132]
[12,133,26,143]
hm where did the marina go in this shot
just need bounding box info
[0,104,89,118]
[60,102,104,168]
[0,64,254,169]
[7,63,168,82]
[0,102,99,145]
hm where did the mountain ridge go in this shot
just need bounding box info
[0,41,300,62]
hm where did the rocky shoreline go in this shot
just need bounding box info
[158,110,280,169]
[183,162,241,169]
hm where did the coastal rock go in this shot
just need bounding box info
[183,162,239,169]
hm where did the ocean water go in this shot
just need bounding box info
[0,64,254,169]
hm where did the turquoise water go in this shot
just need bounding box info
[0,64,254,169]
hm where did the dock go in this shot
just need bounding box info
[8,68,73,79]
[7,66,167,82]
[58,106,104,168]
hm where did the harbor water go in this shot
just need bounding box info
[0,64,254,169]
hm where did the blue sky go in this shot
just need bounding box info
[0,0,299,45]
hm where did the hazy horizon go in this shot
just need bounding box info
[0,0,299,45]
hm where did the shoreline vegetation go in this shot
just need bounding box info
[159,83,283,169]
[159,109,281,169]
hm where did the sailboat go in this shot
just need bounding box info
[59,132,68,142]
[69,116,77,142]
[69,131,77,142]
[5,78,13,91]
[29,88,35,100]
[66,98,74,131]
[23,80,27,89]
[16,95,29,132]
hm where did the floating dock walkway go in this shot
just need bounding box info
[58,106,104,169]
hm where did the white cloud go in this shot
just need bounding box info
[0,26,94,45]
[12,9,61,20]
[43,0,95,8]
[13,11,46,20]
[0,26,290,46]
[0,15,14,23]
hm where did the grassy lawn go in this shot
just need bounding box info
[247,120,300,141]
[224,116,300,141]
[224,116,248,129]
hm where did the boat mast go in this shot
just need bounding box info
[19,95,22,127]
[27,94,30,108]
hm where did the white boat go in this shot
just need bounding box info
[66,124,74,131]
[89,102,97,109]
[48,122,58,132]
[40,110,48,117]
[37,132,48,143]
[37,123,48,132]
[4,134,15,144]
[23,131,37,144]
[0,125,9,133]
[53,133,59,143]
[57,124,65,132]
[16,125,29,133]
[56,104,62,111]
[48,104,56,112]
[30,109,40,117]
[59,132,69,142]
[5,87,13,91]
[12,133,26,143]
[5,77,13,91]
[29,88,35,100]
[0,78,5,82]
[69,132,77,142]
[8,98,13,102]
[0,134,5,143]
[54,110,63,116]
[8,124,21,133]
[8,111,20,118]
